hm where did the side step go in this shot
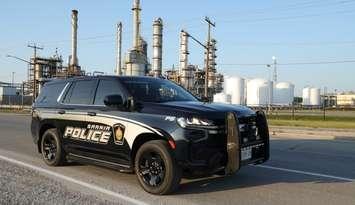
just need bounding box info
[67,153,133,173]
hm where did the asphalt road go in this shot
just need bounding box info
[0,113,354,205]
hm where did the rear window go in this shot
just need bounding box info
[63,80,97,105]
[36,82,67,104]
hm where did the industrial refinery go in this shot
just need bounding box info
[1,0,352,109]
[16,0,224,101]
[2,0,355,204]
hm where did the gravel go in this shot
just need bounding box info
[0,160,122,205]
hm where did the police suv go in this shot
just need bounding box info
[31,76,269,195]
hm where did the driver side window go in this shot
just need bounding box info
[94,80,123,106]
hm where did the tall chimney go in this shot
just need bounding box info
[180,30,189,88]
[70,10,78,67]
[116,22,123,75]
[132,0,141,50]
[152,18,163,78]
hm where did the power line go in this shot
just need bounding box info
[228,40,355,47]
[219,9,355,24]
[220,59,355,66]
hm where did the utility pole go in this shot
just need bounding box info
[28,43,43,102]
[204,17,216,98]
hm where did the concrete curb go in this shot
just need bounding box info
[0,112,31,116]
[270,126,355,141]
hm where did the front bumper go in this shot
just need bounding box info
[176,110,270,177]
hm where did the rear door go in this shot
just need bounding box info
[58,79,101,157]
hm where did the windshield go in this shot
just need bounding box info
[121,78,198,103]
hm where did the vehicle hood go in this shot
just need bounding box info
[139,101,255,120]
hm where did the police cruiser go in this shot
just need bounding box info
[31,76,269,195]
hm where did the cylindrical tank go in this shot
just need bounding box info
[224,76,245,105]
[273,82,295,106]
[213,93,231,104]
[116,22,123,76]
[124,50,147,76]
[180,31,190,89]
[34,63,42,80]
[132,0,141,50]
[247,78,273,107]
[302,87,311,105]
[310,87,321,106]
[152,18,163,77]
[302,87,321,106]
[71,10,78,67]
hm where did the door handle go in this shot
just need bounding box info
[87,112,96,116]
[58,110,66,115]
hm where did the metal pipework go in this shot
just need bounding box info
[179,30,189,88]
[152,18,163,78]
[207,39,217,88]
[116,22,122,76]
[132,0,141,50]
[71,10,78,66]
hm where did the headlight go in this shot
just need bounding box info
[177,117,214,128]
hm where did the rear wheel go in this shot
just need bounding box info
[135,140,181,195]
[41,128,66,166]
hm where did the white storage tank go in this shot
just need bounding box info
[213,93,231,104]
[302,87,311,105]
[224,76,245,105]
[247,78,273,106]
[303,87,321,106]
[310,87,321,106]
[273,82,295,106]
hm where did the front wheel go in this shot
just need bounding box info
[135,140,181,195]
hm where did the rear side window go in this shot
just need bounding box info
[36,82,67,104]
[94,80,123,105]
[63,80,97,105]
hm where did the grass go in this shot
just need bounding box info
[268,115,355,129]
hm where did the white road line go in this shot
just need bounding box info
[0,155,149,205]
[254,164,355,182]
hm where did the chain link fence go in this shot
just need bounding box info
[0,95,33,110]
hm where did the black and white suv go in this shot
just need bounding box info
[31,76,269,194]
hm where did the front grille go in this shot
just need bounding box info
[238,116,260,145]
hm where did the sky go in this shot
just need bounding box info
[0,0,355,96]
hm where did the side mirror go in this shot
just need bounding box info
[104,95,124,109]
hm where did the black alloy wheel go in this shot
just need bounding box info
[135,140,181,195]
[43,134,57,162]
[41,128,66,166]
[138,150,166,187]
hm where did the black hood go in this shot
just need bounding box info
[138,101,255,120]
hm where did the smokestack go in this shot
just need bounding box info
[132,0,141,50]
[70,10,78,67]
[116,22,122,75]
[152,18,163,78]
[180,30,189,88]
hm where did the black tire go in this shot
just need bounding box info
[41,128,66,166]
[135,140,181,195]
